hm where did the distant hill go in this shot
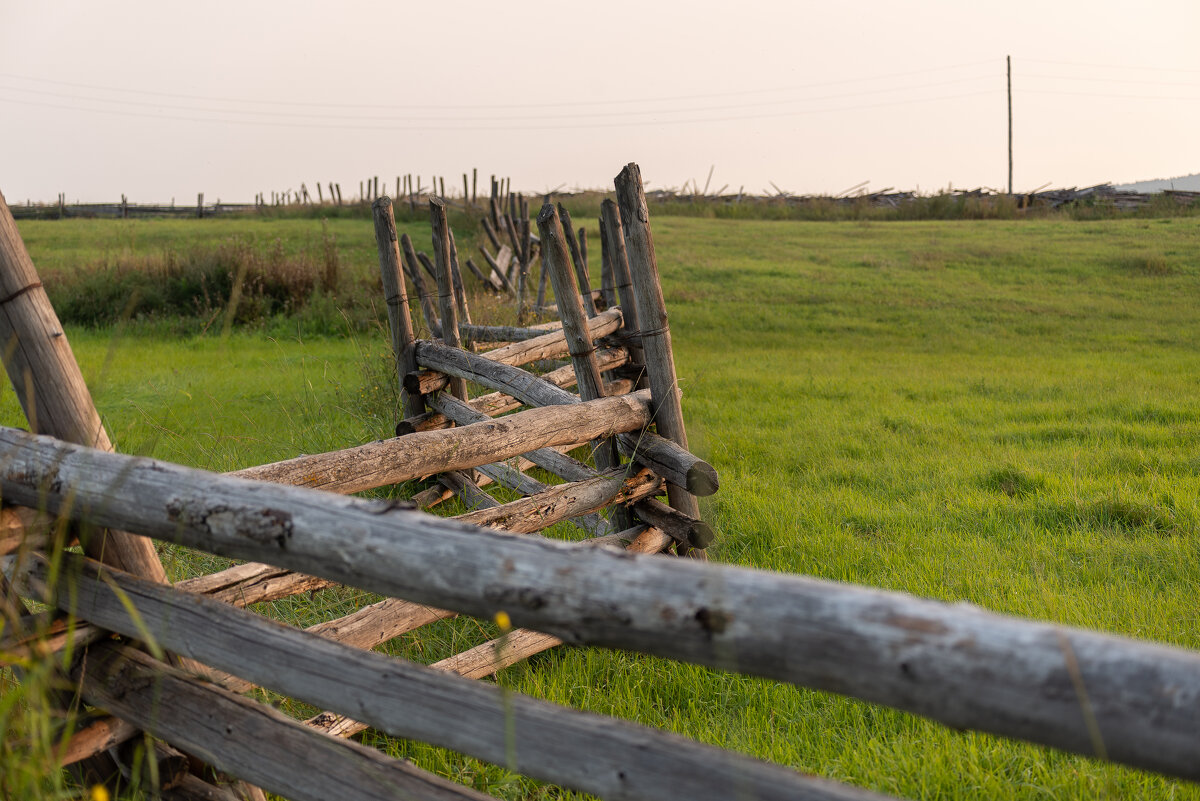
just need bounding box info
[1113,172,1200,193]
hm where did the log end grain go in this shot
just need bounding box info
[687,462,719,496]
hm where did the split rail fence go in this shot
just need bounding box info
[0,163,1198,801]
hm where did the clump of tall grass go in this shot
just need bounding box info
[42,228,378,335]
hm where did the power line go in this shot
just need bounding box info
[0,89,1004,133]
[0,59,999,112]
[0,74,997,123]
[1022,58,1200,75]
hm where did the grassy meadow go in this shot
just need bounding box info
[3,212,1199,800]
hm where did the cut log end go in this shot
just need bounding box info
[688,521,716,550]
[687,463,720,496]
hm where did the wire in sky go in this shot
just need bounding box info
[0,74,998,123]
[0,89,1005,133]
[0,59,1000,113]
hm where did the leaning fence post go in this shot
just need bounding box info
[558,204,597,317]
[429,197,467,402]
[373,197,423,420]
[614,163,704,557]
[536,204,629,528]
[0,188,168,580]
[600,199,646,385]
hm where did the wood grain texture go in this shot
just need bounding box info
[400,232,441,337]
[78,644,496,801]
[372,197,423,419]
[412,342,717,494]
[536,203,621,489]
[429,197,467,401]
[614,163,704,554]
[0,189,166,581]
[455,467,660,534]
[556,203,597,316]
[409,308,623,396]
[54,558,891,801]
[228,392,651,492]
[7,429,1199,782]
[599,199,645,381]
[397,349,630,435]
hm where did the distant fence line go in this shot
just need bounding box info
[11,181,1200,221]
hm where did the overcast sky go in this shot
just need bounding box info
[2,1,1198,203]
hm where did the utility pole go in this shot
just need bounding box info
[1007,55,1013,195]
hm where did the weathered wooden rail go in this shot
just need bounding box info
[2,164,1198,801]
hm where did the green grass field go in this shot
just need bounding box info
[4,213,1199,800]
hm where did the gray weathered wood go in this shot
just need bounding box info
[412,341,718,494]
[537,203,625,525]
[229,393,652,493]
[599,199,646,385]
[557,203,597,316]
[614,163,703,555]
[408,308,623,396]
[447,230,472,326]
[430,392,700,545]
[0,189,166,581]
[397,347,630,434]
[372,197,423,419]
[455,467,659,534]
[176,562,335,607]
[79,644,496,801]
[459,322,560,343]
[399,233,441,338]
[478,244,514,295]
[429,198,467,401]
[305,525,673,741]
[598,216,617,310]
[7,429,1200,782]
[50,558,892,801]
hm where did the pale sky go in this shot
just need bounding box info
[2,1,1197,203]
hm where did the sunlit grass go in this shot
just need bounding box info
[3,215,1199,799]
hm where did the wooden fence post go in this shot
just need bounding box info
[536,204,627,527]
[614,163,703,557]
[429,198,467,402]
[373,197,423,420]
[600,199,646,384]
[197,192,204,219]
[558,204,597,316]
[0,189,167,580]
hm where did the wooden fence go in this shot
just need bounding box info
[1,164,1198,801]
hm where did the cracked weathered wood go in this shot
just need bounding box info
[397,347,630,434]
[0,190,166,581]
[229,393,652,493]
[399,233,441,337]
[430,393,700,547]
[598,215,617,309]
[408,308,623,396]
[537,204,620,475]
[78,644,496,801]
[447,230,472,327]
[372,197,423,419]
[615,163,704,555]
[479,244,514,295]
[600,199,645,383]
[429,197,467,402]
[176,562,335,607]
[412,341,717,494]
[557,203,597,316]
[51,558,892,801]
[304,524,672,740]
[455,467,659,534]
[7,429,1200,782]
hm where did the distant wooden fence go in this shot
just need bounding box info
[1,165,1198,801]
